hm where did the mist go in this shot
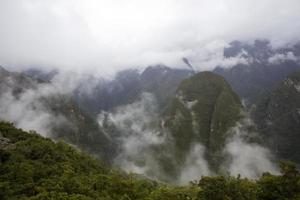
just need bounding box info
[224,119,279,178]
[0,76,281,183]
[0,80,67,136]
[98,93,165,177]
[95,91,278,184]
[0,67,88,136]
[268,51,299,64]
[179,144,212,184]
[1,0,300,76]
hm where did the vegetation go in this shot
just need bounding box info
[164,72,242,172]
[253,70,300,163]
[0,65,114,163]
[0,122,299,199]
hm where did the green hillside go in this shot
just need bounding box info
[0,66,115,162]
[163,72,242,171]
[0,122,299,200]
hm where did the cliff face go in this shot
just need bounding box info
[254,70,300,163]
[163,71,242,171]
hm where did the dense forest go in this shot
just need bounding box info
[0,122,299,200]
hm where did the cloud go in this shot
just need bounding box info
[185,41,250,70]
[0,82,69,136]
[177,117,278,184]
[0,0,300,75]
[98,92,165,176]
[224,118,279,178]
[268,51,299,64]
[0,66,86,137]
[96,91,279,183]
[179,144,212,184]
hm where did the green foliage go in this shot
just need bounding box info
[0,122,197,200]
[257,161,300,200]
[164,72,242,173]
[147,185,201,200]
[0,122,299,200]
[198,176,257,200]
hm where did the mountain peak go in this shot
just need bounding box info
[163,71,242,172]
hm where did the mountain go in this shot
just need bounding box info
[23,68,58,82]
[0,65,42,94]
[73,69,142,116]
[159,72,243,176]
[0,66,114,162]
[212,40,300,166]
[73,65,192,116]
[140,65,193,110]
[0,65,193,172]
[214,40,300,105]
[253,70,300,164]
[97,70,274,183]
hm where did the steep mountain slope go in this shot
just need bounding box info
[140,65,193,110]
[98,71,275,183]
[73,65,192,116]
[74,69,142,116]
[214,40,300,105]
[0,66,41,94]
[162,72,242,173]
[254,70,300,164]
[0,66,114,162]
[23,68,58,82]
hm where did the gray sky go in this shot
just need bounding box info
[1,0,300,76]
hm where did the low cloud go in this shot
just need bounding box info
[0,82,68,136]
[98,93,165,176]
[268,51,299,64]
[188,42,250,70]
[224,119,279,178]
[179,144,212,184]
[97,91,279,183]
[0,66,86,137]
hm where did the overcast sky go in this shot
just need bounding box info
[1,0,300,76]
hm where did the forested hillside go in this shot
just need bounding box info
[254,70,300,163]
[1,122,299,200]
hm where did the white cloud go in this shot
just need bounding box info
[0,82,69,136]
[98,92,165,176]
[0,0,300,75]
[179,144,212,184]
[268,51,298,64]
[187,41,250,70]
[224,119,279,178]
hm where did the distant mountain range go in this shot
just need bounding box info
[214,40,300,105]
[1,39,299,182]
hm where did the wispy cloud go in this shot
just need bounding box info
[268,51,299,64]
[224,118,279,178]
[98,93,165,176]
